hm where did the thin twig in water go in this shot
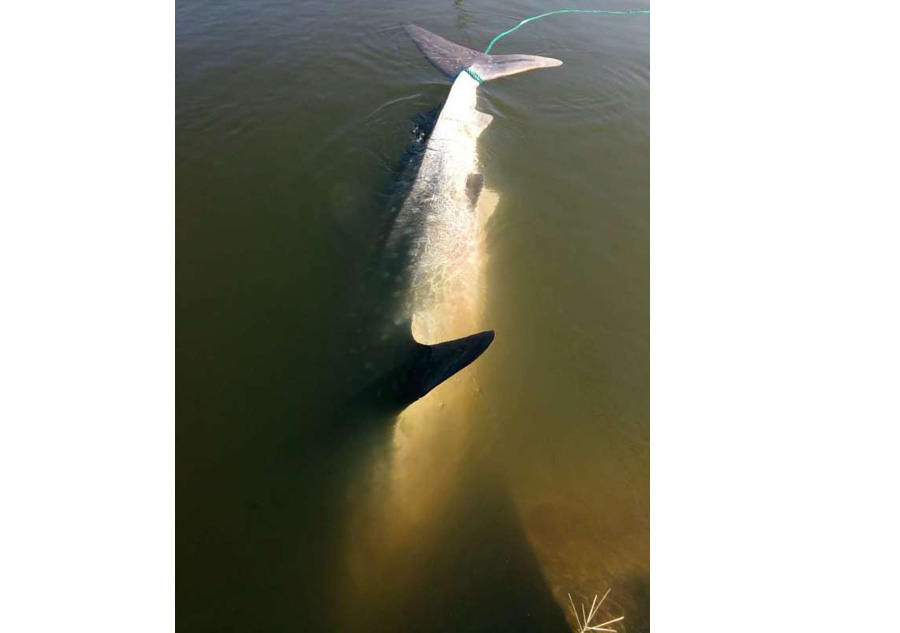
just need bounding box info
[567,588,624,633]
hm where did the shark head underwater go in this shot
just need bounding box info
[350,24,562,415]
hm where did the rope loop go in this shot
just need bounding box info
[463,68,485,85]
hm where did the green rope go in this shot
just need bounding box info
[483,8,650,54]
[462,8,648,85]
[463,67,485,84]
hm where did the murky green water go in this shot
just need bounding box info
[177,1,648,630]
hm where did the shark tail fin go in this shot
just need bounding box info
[403,329,495,401]
[403,24,562,82]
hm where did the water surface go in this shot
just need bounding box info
[177,0,649,630]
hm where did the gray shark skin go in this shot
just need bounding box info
[369,24,561,407]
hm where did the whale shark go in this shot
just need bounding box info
[367,24,562,408]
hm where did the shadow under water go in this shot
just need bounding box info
[338,460,573,632]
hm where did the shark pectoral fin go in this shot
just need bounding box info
[406,330,495,400]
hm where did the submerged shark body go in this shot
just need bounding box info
[369,25,561,408]
[335,26,570,629]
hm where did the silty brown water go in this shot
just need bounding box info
[177,1,649,630]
